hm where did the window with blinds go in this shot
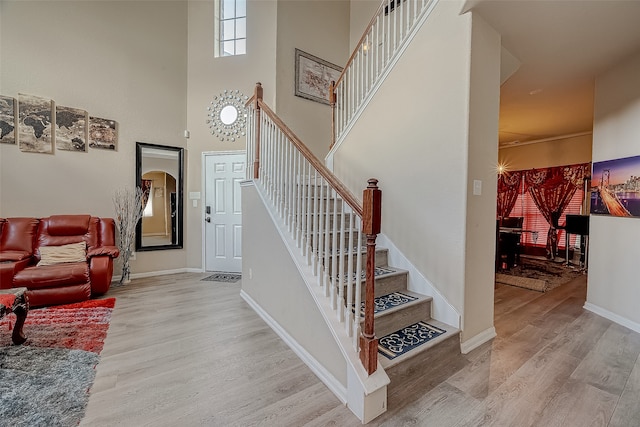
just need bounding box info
[509,185,585,250]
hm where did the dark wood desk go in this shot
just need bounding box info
[496,228,539,270]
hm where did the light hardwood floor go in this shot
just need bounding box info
[82,272,640,426]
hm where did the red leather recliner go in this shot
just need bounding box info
[0,215,120,307]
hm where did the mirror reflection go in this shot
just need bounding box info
[136,142,184,251]
[220,105,238,125]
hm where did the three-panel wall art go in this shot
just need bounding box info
[0,93,117,153]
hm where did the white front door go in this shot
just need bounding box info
[204,152,245,272]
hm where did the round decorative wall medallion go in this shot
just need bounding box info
[206,89,248,142]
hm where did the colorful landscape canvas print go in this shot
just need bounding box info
[591,155,640,218]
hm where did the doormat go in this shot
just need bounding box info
[201,272,242,283]
[378,321,446,360]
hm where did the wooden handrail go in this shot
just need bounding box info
[360,179,381,375]
[253,83,263,179]
[248,82,381,375]
[330,81,337,149]
[256,98,364,218]
[333,0,387,89]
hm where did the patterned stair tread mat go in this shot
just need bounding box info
[327,246,366,255]
[378,321,446,360]
[354,291,418,315]
[201,272,242,283]
[362,266,396,279]
[338,266,396,281]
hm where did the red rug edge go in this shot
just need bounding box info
[45,297,116,311]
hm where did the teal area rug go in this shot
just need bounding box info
[0,347,99,426]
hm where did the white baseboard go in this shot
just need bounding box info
[240,289,348,404]
[112,267,197,283]
[584,302,640,335]
[460,326,496,354]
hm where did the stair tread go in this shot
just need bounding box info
[378,318,460,370]
[323,246,389,257]
[355,290,431,318]
[358,265,408,281]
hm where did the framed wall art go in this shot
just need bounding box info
[591,154,640,218]
[18,93,53,153]
[0,95,16,144]
[56,105,88,152]
[294,48,343,105]
[89,117,118,150]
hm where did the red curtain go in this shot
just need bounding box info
[497,171,523,219]
[524,163,590,257]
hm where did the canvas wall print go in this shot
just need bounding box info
[89,117,117,150]
[56,105,88,152]
[294,49,343,105]
[18,94,53,153]
[591,154,640,218]
[0,95,16,144]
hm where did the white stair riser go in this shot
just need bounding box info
[365,299,432,338]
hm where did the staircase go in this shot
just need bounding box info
[329,212,461,401]
[241,1,464,421]
[243,84,462,421]
[304,181,462,398]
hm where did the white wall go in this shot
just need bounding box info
[349,0,379,51]
[1,0,352,275]
[275,0,350,159]
[587,51,640,331]
[241,183,347,387]
[185,0,278,271]
[0,1,188,274]
[462,12,501,343]
[333,0,473,330]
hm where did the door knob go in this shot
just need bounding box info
[205,217,211,223]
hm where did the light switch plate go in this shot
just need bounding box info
[473,180,482,196]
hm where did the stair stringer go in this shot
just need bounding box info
[247,180,390,423]
[377,233,460,330]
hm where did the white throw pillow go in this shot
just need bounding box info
[38,242,87,266]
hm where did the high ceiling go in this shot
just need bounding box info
[465,0,640,147]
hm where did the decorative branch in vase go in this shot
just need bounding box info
[113,186,144,285]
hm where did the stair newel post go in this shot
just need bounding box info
[329,80,336,150]
[360,178,381,375]
[253,82,263,180]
